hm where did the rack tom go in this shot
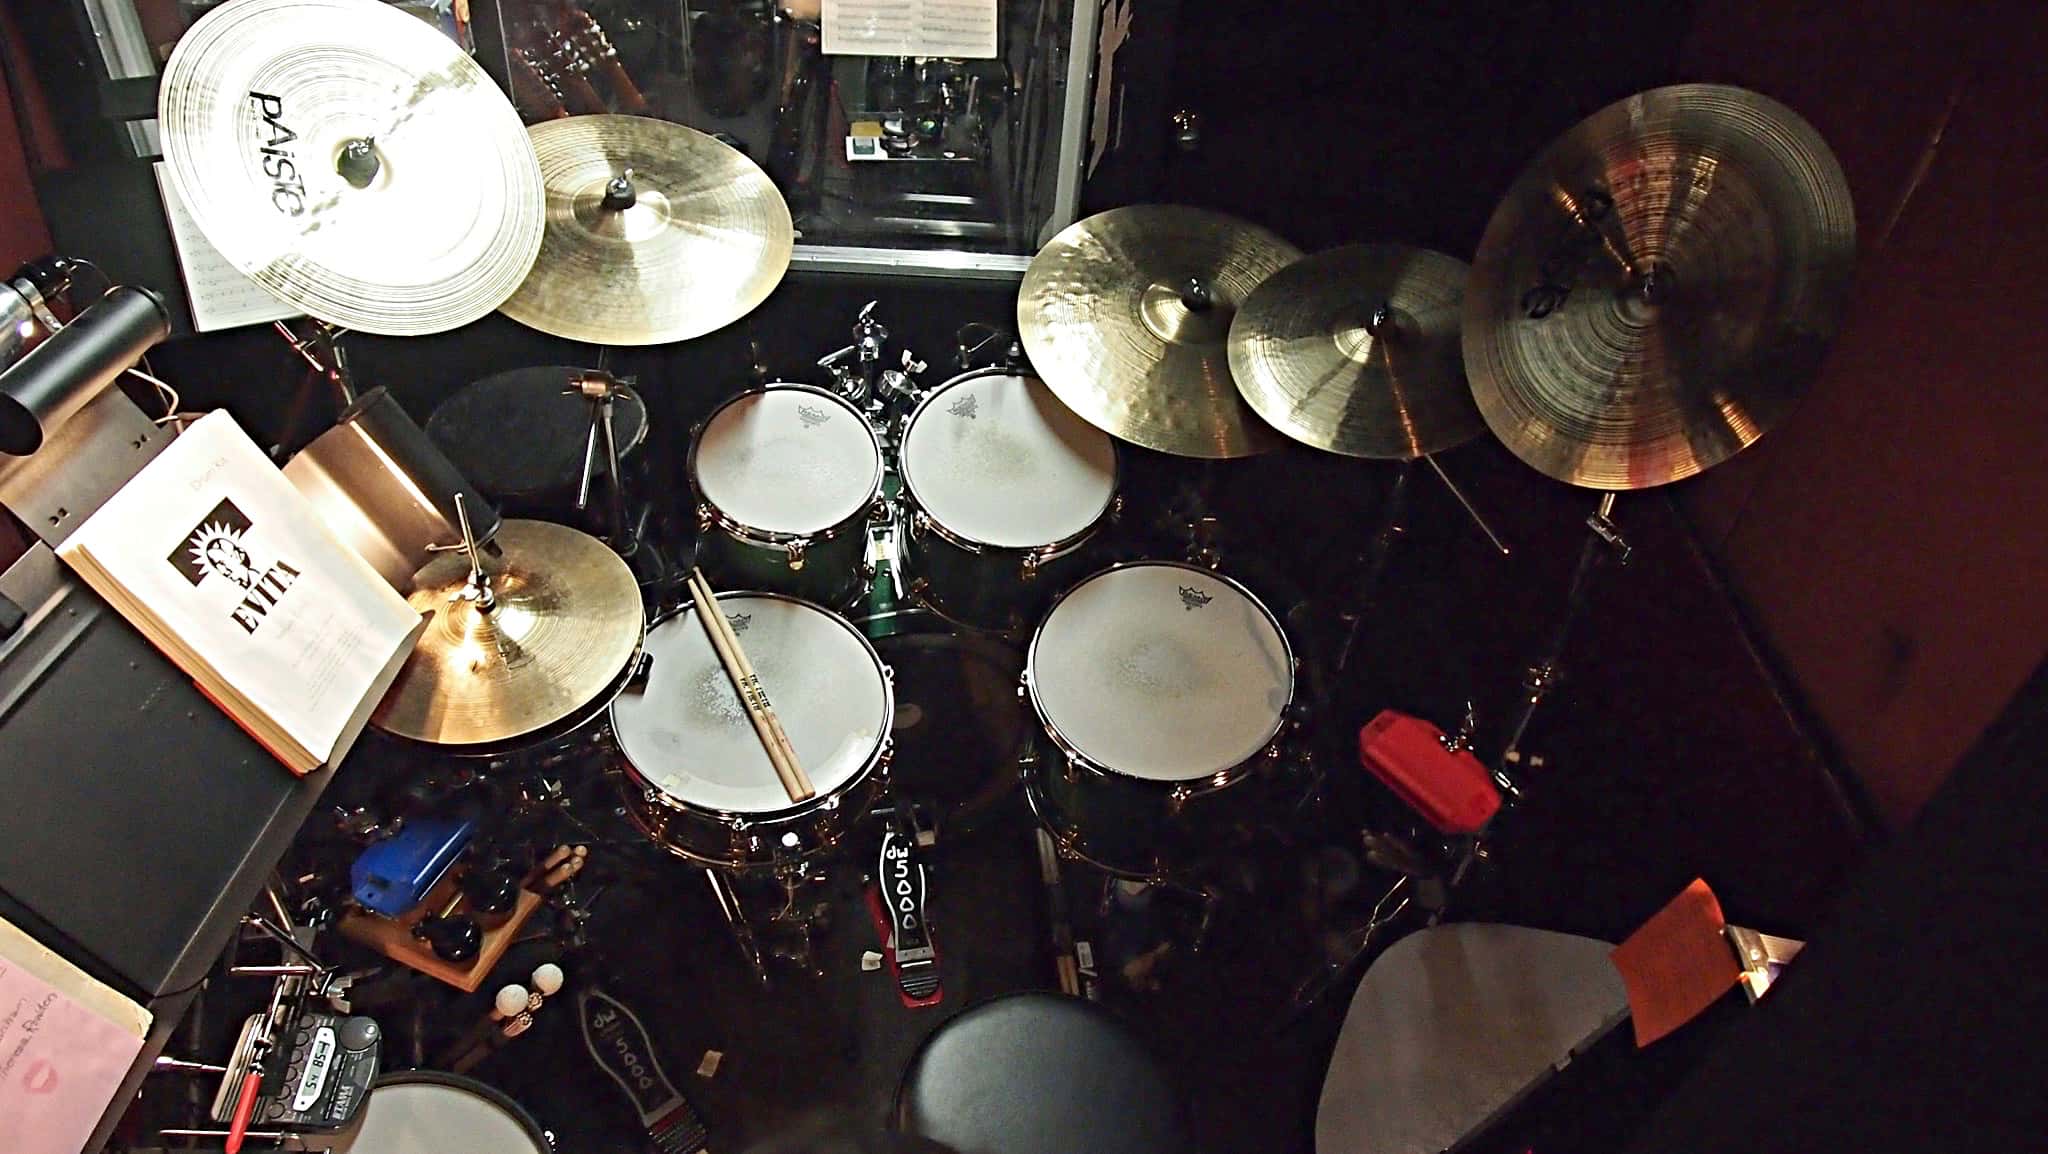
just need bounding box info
[612,592,893,870]
[1022,562,1293,878]
[898,368,1118,630]
[689,384,883,608]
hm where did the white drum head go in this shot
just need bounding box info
[693,388,880,534]
[335,1079,546,1154]
[1029,564,1291,781]
[614,595,891,813]
[901,372,1117,548]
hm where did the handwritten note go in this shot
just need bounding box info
[822,0,999,59]
[154,162,300,333]
[0,917,149,1154]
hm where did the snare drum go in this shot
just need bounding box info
[1022,562,1294,878]
[689,385,883,608]
[612,592,894,869]
[898,369,1119,630]
[332,1072,550,1154]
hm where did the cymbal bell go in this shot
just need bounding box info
[1229,244,1483,459]
[1463,84,1856,489]
[373,520,643,749]
[1018,206,1301,459]
[157,0,545,335]
[499,115,794,345]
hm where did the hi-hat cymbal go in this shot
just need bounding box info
[1019,206,1301,458]
[499,115,794,345]
[1463,84,1856,489]
[158,0,545,336]
[373,520,642,748]
[1228,244,1483,459]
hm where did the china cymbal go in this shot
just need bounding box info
[1463,84,1856,489]
[1228,244,1482,459]
[157,0,545,335]
[373,520,642,748]
[499,115,794,345]
[1018,206,1301,458]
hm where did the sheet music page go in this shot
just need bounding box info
[823,0,999,59]
[0,915,150,1154]
[153,163,299,333]
[59,412,422,769]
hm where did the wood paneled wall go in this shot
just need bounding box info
[1677,1,2048,825]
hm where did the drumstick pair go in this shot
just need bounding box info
[686,567,815,803]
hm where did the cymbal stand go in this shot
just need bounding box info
[452,492,496,612]
[1496,491,1629,785]
[703,868,768,985]
[1335,460,1413,674]
[567,369,635,558]
[273,320,358,410]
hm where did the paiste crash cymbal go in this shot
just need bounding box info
[1463,84,1856,489]
[373,520,642,748]
[158,0,545,336]
[499,115,794,345]
[1019,206,1301,458]
[1228,244,1483,460]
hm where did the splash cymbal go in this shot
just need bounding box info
[157,0,545,335]
[1228,244,1482,459]
[373,519,642,748]
[498,114,794,345]
[1018,206,1301,458]
[1462,84,1856,489]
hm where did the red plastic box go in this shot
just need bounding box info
[1357,709,1501,834]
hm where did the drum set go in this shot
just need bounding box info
[156,0,1856,1028]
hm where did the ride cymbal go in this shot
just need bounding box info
[373,520,642,748]
[499,115,794,345]
[1019,206,1301,459]
[1463,84,1856,489]
[1229,244,1482,459]
[158,0,545,335]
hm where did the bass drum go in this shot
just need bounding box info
[613,593,894,870]
[898,368,1118,631]
[332,1072,550,1154]
[1022,562,1294,879]
[689,384,883,609]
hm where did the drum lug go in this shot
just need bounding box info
[695,502,714,534]
[869,496,892,524]
[1109,494,1125,524]
[909,509,929,540]
[785,537,808,571]
[1020,549,1043,583]
[625,650,653,692]
[1016,670,1031,701]
[1167,784,1192,815]
[1060,754,1082,785]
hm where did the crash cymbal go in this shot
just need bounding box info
[1228,244,1482,460]
[373,519,642,748]
[157,0,544,335]
[499,115,794,345]
[1019,206,1301,458]
[1463,84,1856,489]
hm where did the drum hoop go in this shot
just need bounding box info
[1023,560,1295,781]
[687,383,883,540]
[898,367,1120,552]
[610,592,897,819]
[357,1070,551,1152]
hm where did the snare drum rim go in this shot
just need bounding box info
[1023,560,1296,784]
[687,383,884,547]
[609,592,897,824]
[898,366,1121,555]
[353,1070,552,1152]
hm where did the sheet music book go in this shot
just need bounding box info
[822,0,999,59]
[0,914,151,1154]
[153,163,299,333]
[57,411,425,775]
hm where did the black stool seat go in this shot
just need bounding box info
[896,992,1187,1154]
[426,365,648,514]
